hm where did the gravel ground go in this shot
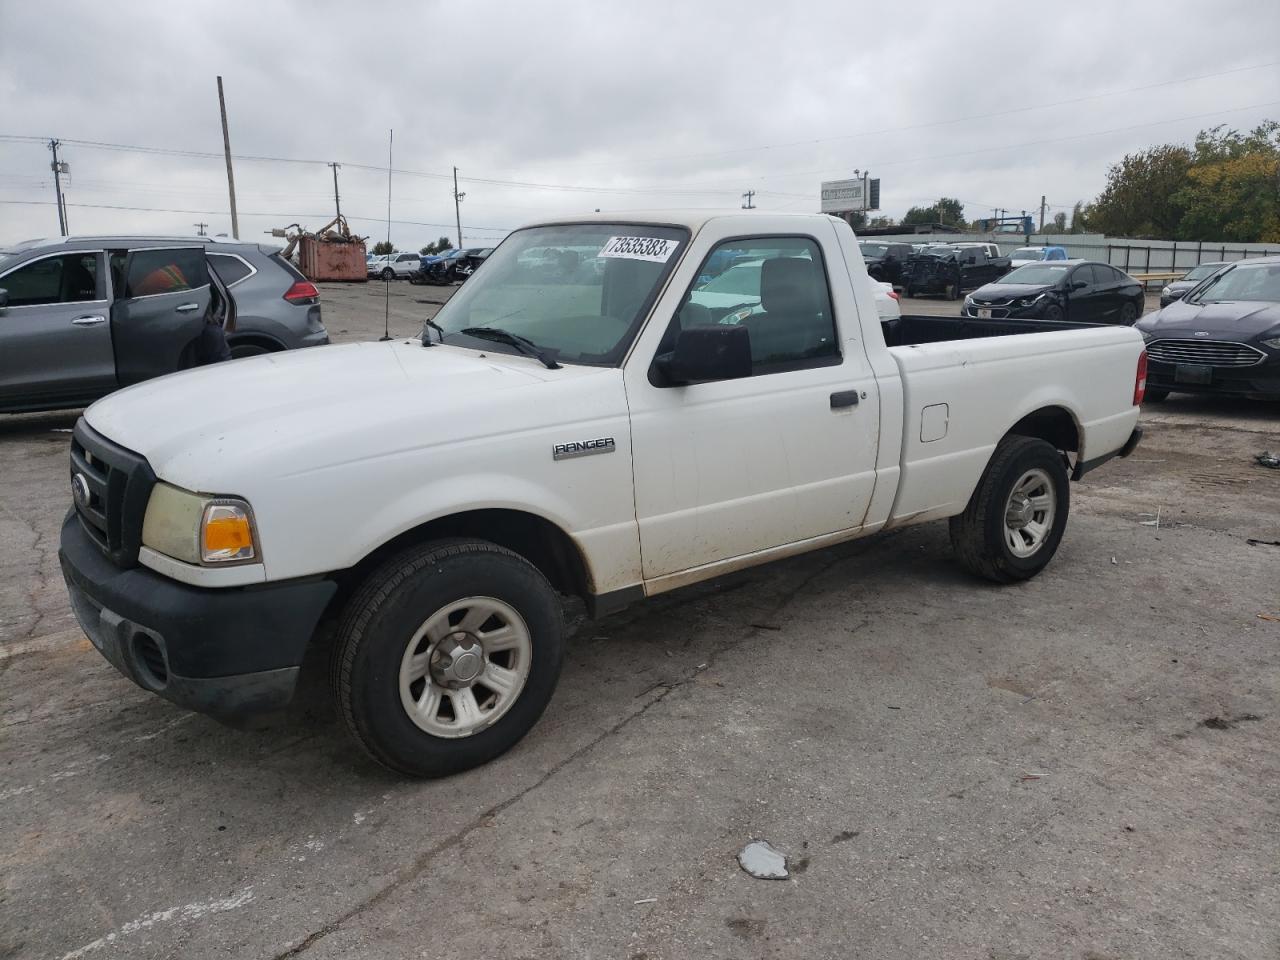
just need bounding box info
[1,280,1277,960]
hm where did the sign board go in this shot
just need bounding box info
[820,178,867,213]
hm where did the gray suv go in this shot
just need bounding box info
[0,236,329,413]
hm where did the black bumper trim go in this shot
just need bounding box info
[1073,425,1143,480]
[59,510,336,716]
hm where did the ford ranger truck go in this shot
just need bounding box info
[59,212,1145,777]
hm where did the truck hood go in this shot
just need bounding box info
[84,341,601,489]
[1136,299,1280,339]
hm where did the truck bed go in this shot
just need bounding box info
[880,314,1094,348]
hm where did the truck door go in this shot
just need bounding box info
[625,225,880,582]
[109,246,212,386]
[0,250,115,410]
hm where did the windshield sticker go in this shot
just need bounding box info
[598,236,678,263]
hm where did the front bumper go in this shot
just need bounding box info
[59,510,337,717]
[1146,355,1280,398]
[962,300,1048,320]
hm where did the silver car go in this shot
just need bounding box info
[0,236,329,413]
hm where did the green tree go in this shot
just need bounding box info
[901,198,965,228]
[868,216,896,228]
[1051,212,1067,233]
[372,240,395,256]
[1068,201,1089,234]
[1174,122,1280,242]
[1088,144,1193,237]
[420,236,452,255]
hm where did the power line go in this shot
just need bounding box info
[0,198,514,233]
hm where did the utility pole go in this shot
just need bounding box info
[216,76,240,239]
[193,222,208,236]
[1039,195,1047,232]
[49,139,68,236]
[741,190,756,209]
[452,167,465,249]
[327,162,342,222]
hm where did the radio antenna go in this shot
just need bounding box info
[380,128,394,342]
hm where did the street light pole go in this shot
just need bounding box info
[453,166,465,249]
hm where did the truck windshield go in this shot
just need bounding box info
[999,263,1071,284]
[430,223,688,366]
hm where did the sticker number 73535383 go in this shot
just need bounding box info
[597,236,678,263]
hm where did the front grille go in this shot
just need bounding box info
[1145,339,1266,368]
[967,305,1014,319]
[70,420,156,567]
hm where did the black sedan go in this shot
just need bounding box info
[1160,261,1228,307]
[1135,256,1280,401]
[963,260,1144,325]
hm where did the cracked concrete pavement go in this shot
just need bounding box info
[1,284,1278,959]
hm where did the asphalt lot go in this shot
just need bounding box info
[2,281,1278,959]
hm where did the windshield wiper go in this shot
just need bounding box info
[420,318,445,346]
[460,326,561,369]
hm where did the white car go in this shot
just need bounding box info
[371,252,421,280]
[60,210,1146,777]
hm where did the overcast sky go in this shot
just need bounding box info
[2,0,1278,250]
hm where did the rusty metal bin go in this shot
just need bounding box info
[298,237,368,282]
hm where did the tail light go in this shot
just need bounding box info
[283,280,320,304]
[887,290,900,301]
[1134,350,1148,405]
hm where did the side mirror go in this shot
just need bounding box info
[655,325,752,385]
[1071,280,1088,290]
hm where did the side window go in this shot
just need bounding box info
[674,236,838,375]
[0,253,101,307]
[208,253,252,286]
[1070,266,1093,287]
[125,248,208,298]
[1088,264,1110,286]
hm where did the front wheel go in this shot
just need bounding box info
[1043,303,1065,323]
[332,539,565,777]
[381,268,395,281]
[949,436,1070,583]
[1144,389,1169,403]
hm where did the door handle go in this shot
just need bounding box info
[175,302,200,313]
[830,390,860,409]
[71,315,107,326]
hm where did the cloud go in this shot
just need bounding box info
[2,0,1278,247]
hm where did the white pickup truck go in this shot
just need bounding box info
[59,212,1146,777]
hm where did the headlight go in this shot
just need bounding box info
[1139,330,1157,342]
[964,294,974,304]
[1161,286,1171,297]
[1261,336,1280,351]
[141,482,259,565]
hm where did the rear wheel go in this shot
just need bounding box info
[332,539,565,777]
[1120,302,1138,324]
[950,436,1069,583]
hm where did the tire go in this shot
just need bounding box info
[332,539,564,777]
[230,342,272,360]
[1143,389,1169,403]
[949,436,1070,583]
[1120,302,1138,324]
[381,268,395,281]
[1043,304,1065,323]
[905,285,916,299]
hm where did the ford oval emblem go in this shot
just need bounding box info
[1193,331,1210,337]
[71,472,91,508]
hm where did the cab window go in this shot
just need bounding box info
[672,236,839,375]
[0,253,102,307]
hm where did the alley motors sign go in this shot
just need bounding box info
[820,178,865,213]
[820,177,880,213]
